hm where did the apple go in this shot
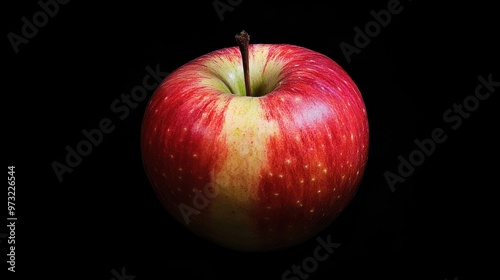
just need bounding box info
[141,31,369,251]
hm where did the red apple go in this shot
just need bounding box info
[141,31,369,251]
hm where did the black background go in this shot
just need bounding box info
[4,0,498,279]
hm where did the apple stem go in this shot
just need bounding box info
[235,30,252,97]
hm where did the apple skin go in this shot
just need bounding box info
[141,44,369,251]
